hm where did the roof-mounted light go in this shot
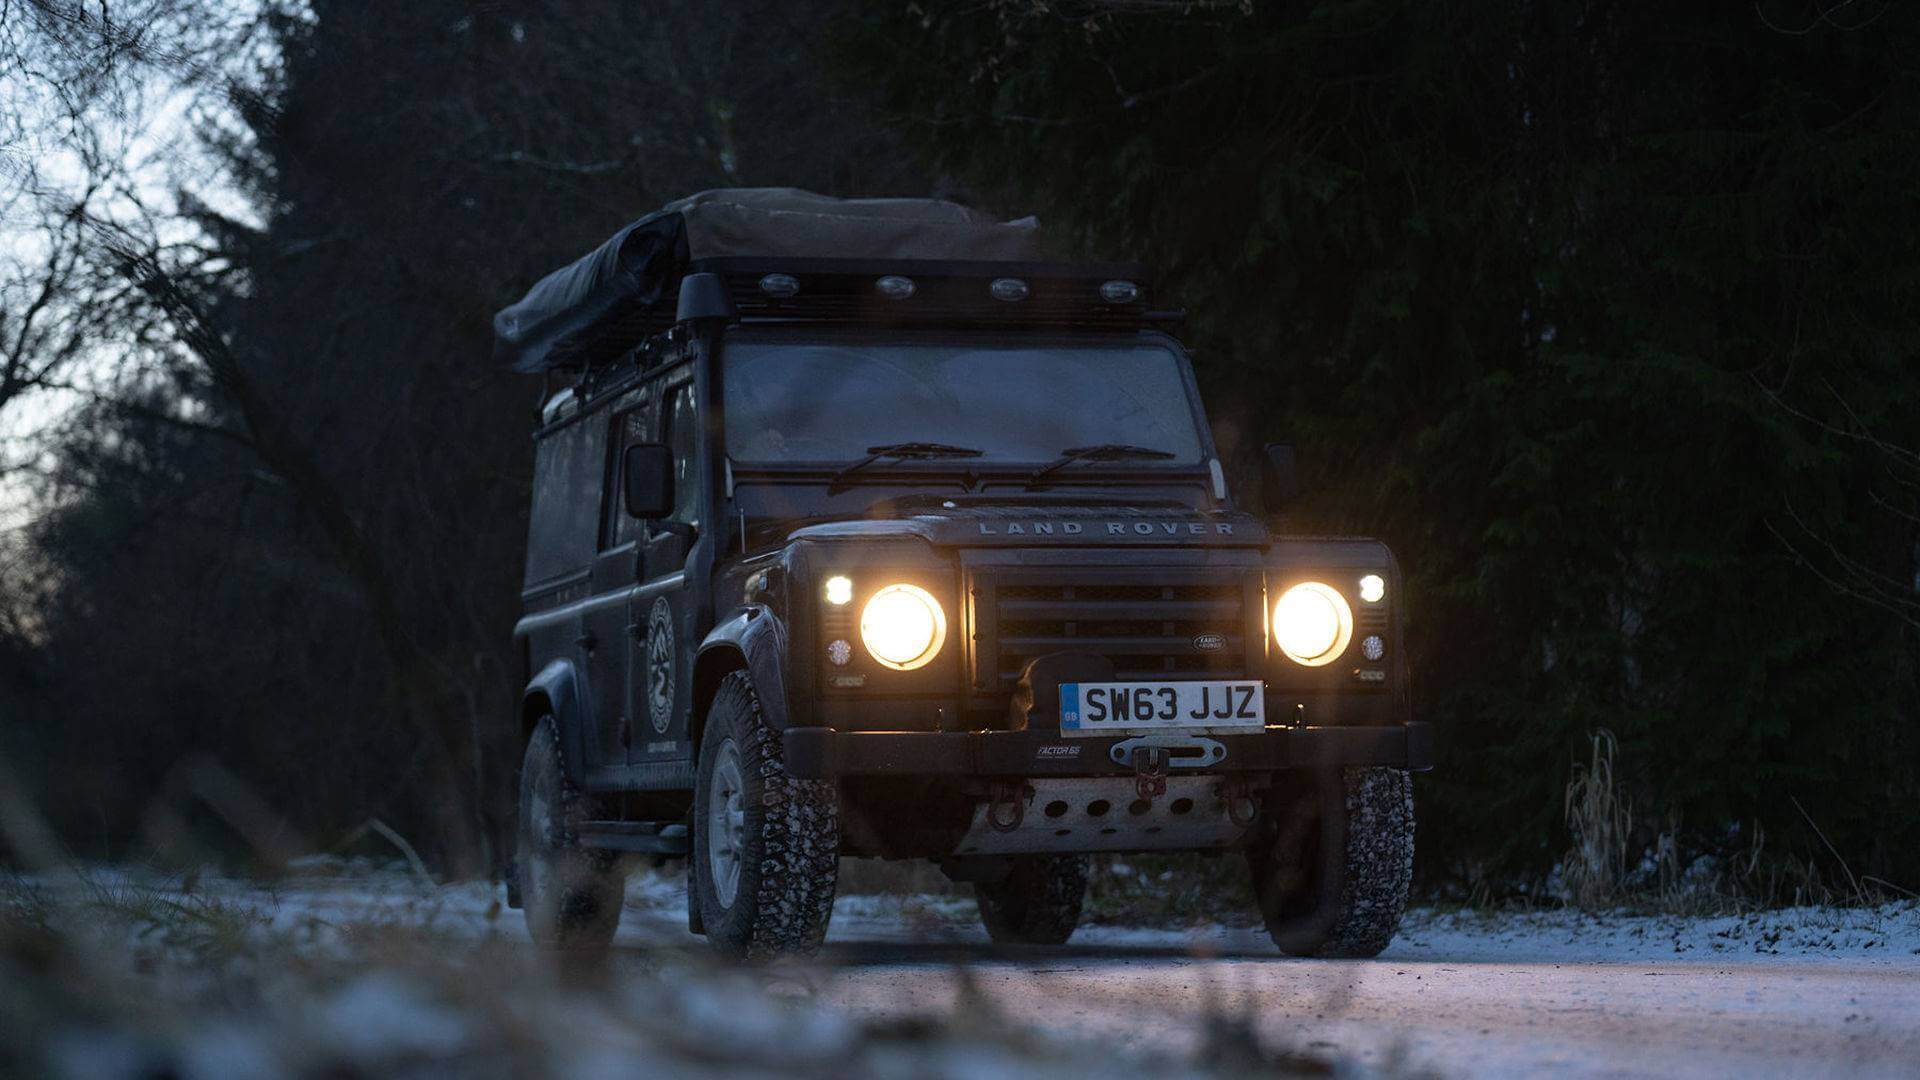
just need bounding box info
[875,275,916,300]
[1100,280,1141,304]
[758,272,800,298]
[990,277,1030,302]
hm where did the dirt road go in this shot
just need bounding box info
[815,943,1919,1077]
[787,899,1920,1078]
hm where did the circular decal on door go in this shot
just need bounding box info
[646,597,676,733]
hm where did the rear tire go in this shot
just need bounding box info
[974,855,1088,946]
[692,672,840,961]
[517,717,624,951]
[1249,767,1413,958]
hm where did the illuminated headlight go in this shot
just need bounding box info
[1273,582,1354,667]
[859,583,948,671]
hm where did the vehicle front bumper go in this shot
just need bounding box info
[782,721,1433,780]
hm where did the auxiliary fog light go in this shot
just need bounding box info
[1273,581,1354,667]
[824,575,854,606]
[860,583,948,671]
[1358,573,1386,604]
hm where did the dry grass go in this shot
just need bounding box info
[1555,731,1914,917]
[1562,730,1632,911]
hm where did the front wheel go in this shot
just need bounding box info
[974,855,1088,945]
[692,672,840,961]
[1248,767,1413,958]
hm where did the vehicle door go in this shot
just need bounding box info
[627,368,703,765]
[584,386,651,766]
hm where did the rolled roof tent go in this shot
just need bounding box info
[493,188,1041,373]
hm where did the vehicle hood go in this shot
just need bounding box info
[787,503,1269,548]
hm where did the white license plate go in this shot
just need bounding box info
[1059,680,1265,737]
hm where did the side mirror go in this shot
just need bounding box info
[1261,443,1300,511]
[623,443,674,519]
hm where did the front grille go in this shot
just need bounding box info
[976,573,1254,689]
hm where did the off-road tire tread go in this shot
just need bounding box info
[1251,766,1413,958]
[519,717,623,950]
[1313,766,1414,957]
[697,672,839,961]
[975,855,1088,946]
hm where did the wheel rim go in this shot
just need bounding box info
[706,738,746,908]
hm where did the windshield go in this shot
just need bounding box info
[722,337,1208,465]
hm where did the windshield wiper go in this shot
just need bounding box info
[1025,443,1177,489]
[829,442,985,492]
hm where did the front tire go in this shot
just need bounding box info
[692,672,840,961]
[517,717,624,950]
[974,855,1088,945]
[1249,767,1413,958]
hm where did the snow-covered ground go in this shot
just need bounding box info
[124,862,1919,964]
[8,865,1919,1078]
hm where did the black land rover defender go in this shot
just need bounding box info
[496,189,1431,960]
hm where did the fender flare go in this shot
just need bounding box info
[522,658,591,786]
[692,606,790,750]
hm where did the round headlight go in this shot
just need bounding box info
[859,583,947,671]
[1273,581,1354,667]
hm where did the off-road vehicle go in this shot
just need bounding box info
[496,189,1431,959]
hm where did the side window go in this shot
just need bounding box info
[605,404,653,548]
[525,413,607,586]
[664,382,701,531]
